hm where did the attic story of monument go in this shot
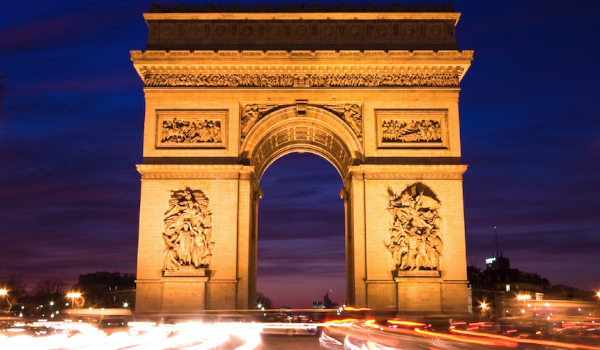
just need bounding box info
[132,3,473,315]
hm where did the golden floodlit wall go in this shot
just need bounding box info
[131,4,473,316]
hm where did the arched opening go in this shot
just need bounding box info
[257,152,345,308]
[241,104,363,309]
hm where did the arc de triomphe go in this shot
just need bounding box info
[131,4,473,315]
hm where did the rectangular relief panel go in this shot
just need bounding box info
[156,110,228,149]
[375,109,448,149]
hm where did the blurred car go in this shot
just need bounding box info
[260,315,318,336]
[97,317,130,335]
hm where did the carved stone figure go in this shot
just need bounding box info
[383,184,443,271]
[241,104,278,138]
[381,119,441,143]
[323,104,362,139]
[161,118,222,144]
[144,73,460,88]
[162,187,215,272]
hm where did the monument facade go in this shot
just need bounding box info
[131,4,473,315]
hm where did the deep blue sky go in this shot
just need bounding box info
[1,0,599,308]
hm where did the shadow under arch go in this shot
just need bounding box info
[240,105,364,181]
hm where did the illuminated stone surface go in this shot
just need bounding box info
[132,5,472,315]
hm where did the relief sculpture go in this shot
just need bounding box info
[241,104,278,138]
[144,73,460,88]
[384,184,443,271]
[323,104,362,139]
[162,187,215,272]
[382,119,441,143]
[161,118,222,144]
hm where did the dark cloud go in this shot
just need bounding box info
[0,0,598,307]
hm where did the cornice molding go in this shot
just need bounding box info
[137,164,255,180]
[346,164,467,181]
[148,3,456,15]
[131,50,473,61]
[131,50,472,86]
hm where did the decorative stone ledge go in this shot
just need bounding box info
[163,266,206,277]
[347,164,468,180]
[149,3,456,14]
[395,270,441,277]
[136,164,255,180]
[131,50,474,61]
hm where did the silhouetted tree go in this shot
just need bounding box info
[31,278,66,296]
[0,275,26,312]
[256,292,273,309]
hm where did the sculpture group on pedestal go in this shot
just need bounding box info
[384,183,443,271]
[162,187,215,272]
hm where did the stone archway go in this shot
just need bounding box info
[132,5,473,316]
[239,103,364,307]
[241,104,363,179]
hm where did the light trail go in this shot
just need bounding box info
[0,321,262,350]
[450,326,600,350]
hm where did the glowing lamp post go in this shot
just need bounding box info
[67,293,81,309]
[0,289,12,311]
[517,295,531,315]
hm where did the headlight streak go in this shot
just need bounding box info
[449,326,600,350]
[0,321,263,350]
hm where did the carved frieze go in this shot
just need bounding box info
[161,118,222,144]
[384,183,443,271]
[381,119,441,143]
[323,104,362,140]
[162,187,216,273]
[376,110,447,149]
[156,110,227,149]
[144,73,460,88]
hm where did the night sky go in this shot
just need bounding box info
[1,0,599,308]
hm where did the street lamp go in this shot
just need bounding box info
[0,289,12,312]
[67,292,81,309]
[481,302,487,309]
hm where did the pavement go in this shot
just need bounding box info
[259,334,321,350]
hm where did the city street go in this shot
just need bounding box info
[259,335,321,350]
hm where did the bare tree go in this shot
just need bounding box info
[256,292,273,309]
[31,278,66,297]
[0,275,26,312]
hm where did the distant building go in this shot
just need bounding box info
[313,301,323,309]
[468,253,550,320]
[72,271,136,309]
[323,292,338,309]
